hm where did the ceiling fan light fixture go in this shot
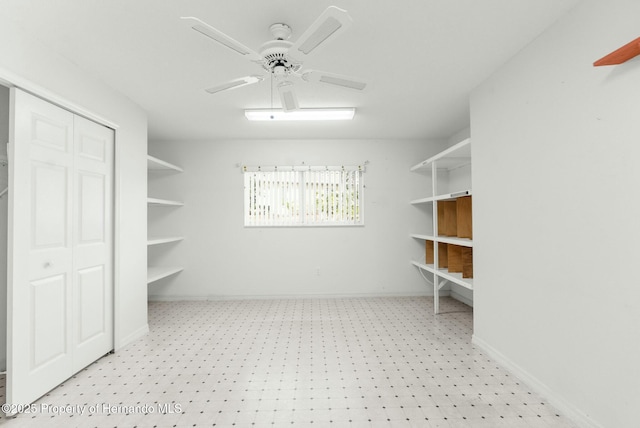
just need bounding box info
[244,108,355,121]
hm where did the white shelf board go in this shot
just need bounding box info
[147,236,184,246]
[147,266,184,284]
[147,197,183,207]
[411,138,471,172]
[410,197,435,205]
[410,234,473,247]
[411,260,438,275]
[436,235,473,247]
[147,155,183,172]
[437,267,474,290]
[411,261,473,290]
[410,190,472,205]
[411,233,436,241]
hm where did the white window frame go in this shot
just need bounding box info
[243,165,365,227]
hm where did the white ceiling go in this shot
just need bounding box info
[5,0,578,141]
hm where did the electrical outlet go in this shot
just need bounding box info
[315,267,321,276]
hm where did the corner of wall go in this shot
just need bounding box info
[115,323,149,351]
[448,127,471,146]
[0,84,9,371]
[471,334,603,428]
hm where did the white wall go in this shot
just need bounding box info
[0,85,9,370]
[470,1,640,427]
[148,138,446,299]
[0,18,149,348]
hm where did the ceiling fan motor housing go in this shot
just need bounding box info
[259,24,302,78]
[269,23,291,40]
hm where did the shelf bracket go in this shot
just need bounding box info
[414,264,434,287]
[438,279,450,290]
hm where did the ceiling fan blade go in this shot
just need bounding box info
[205,75,264,94]
[302,70,369,91]
[288,6,353,62]
[181,17,263,62]
[277,81,299,112]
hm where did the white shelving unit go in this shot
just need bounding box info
[410,261,474,289]
[409,234,472,247]
[410,138,473,314]
[147,236,184,246]
[148,155,184,172]
[147,155,184,285]
[147,266,184,284]
[147,197,184,207]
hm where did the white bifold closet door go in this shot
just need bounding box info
[6,88,114,408]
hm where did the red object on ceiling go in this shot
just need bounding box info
[594,37,640,66]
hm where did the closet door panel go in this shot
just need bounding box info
[30,275,68,367]
[31,114,70,153]
[72,115,113,371]
[32,162,69,247]
[7,88,74,410]
[7,89,114,410]
[77,265,106,342]
[78,172,105,243]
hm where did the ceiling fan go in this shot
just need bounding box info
[181,6,369,112]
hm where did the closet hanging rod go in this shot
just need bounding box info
[0,187,7,198]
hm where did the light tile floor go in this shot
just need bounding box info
[0,297,577,427]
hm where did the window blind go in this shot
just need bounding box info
[244,165,364,227]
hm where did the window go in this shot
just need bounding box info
[244,165,364,227]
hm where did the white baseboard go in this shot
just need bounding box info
[148,294,209,302]
[471,334,602,428]
[115,323,149,351]
[148,290,432,302]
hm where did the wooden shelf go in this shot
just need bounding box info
[147,266,183,284]
[147,155,183,172]
[462,247,473,279]
[147,236,184,246]
[438,200,457,236]
[147,197,183,206]
[456,196,472,239]
[594,37,640,66]
[411,261,473,290]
